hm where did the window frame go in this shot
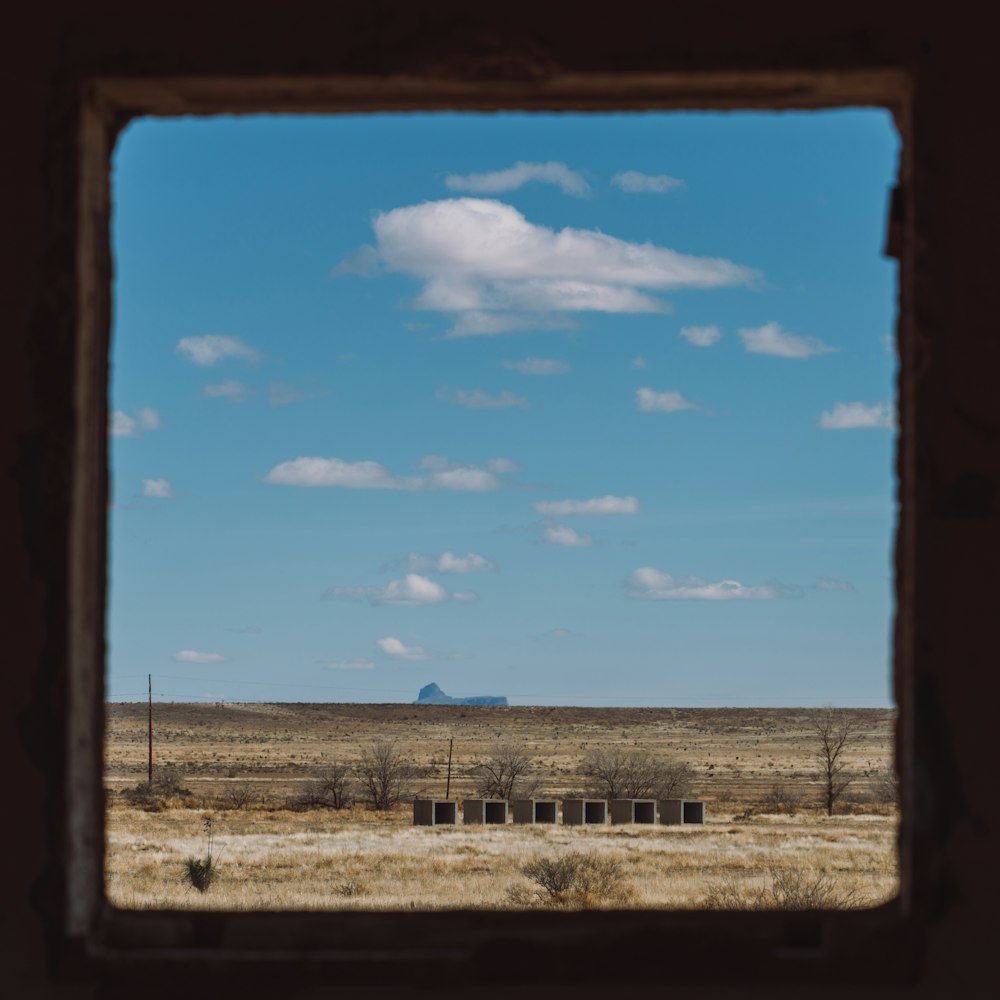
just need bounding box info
[68,69,918,987]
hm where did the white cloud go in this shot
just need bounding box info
[819,401,896,430]
[535,495,639,517]
[445,161,590,197]
[173,650,225,663]
[141,478,174,498]
[636,387,697,413]
[486,457,519,473]
[611,171,684,194]
[502,357,570,376]
[353,198,757,322]
[202,379,249,403]
[627,567,795,601]
[437,387,529,410]
[443,311,577,339]
[452,591,479,602]
[816,577,856,592]
[396,551,496,574]
[377,636,429,660]
[111,407,161,437]
[544,523,594,547]
[268,382,314,407]
[738,321,836,358]
[429,467,501,491]
[631,356,648,369]
[264,458,422,490]
[326,658,375,670]
[679,325,722,347]
[176,334,261,366]
[324,574,476,607]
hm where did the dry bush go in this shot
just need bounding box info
[703,866,863,910]
[582,747,693,801]
[357,741,416,810]
[221,782,259,810]
[469,743,539,800]
[290,762,355,811]
[521,852,633,908]
[123,766,192,810]
[870,766,899,808]
[759,782,803,816]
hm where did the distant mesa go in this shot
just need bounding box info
[414,682,507,707]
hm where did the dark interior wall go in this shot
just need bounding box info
[3,2,999,997]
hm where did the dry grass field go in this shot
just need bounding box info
[105,703,898,911]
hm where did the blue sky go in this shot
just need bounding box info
[108,110,899,707]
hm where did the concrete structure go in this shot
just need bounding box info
[412,799,458,826]
[511,799,558,824]
[610,799,657,824]
[659,799,706,825]
[462,799,508,824]
[562,799,608,825]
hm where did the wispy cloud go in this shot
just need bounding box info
[324,574,476,607]
[819,401,896,430]
[544,523,594,547]
[202,379,249,403]
[173,650,225,663]
[611,171,684,194]
[338,199,759,332]
[445,161,591,197]
[176,334,261,366]
[636,387,697,413]
[394,552,496,574]
[532,627,583,641]
[443,311,576,339]
[264,455,513,492]
[377,636,429,660]
[268,382,314,407]
[738,321,836,358]
[437,387,529,410]
[141,478,174,499]
[679,325,722,347]
[816,577,856,592]
[627,567,801,601]
[326,658,375,670]
[111,407,161,438]
[535,495,639,516]
[501,358,570,376]
[631,356,648,369]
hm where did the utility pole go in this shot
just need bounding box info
[147,673,153,785]
[445,737,453,799]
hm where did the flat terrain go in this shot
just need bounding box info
[105,703,898,910]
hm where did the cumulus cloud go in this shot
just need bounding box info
[819,401,896,430]
[176,334,261,366]
[437,387,529,410]
[627,567,800,601]
[636,387,697,413]
[535,495,639,517]
[202,379,249,403]
[324,574,475,607]
[611,171,684,194]
[396,552,496,574]
[443,311,576,339]
[173,650,225,663]
[631,356,648,369]
[445,161,590,197]
[264,458,422,490]
[680,325,722,347]
[502,357,570,376]
[738,321,836,358]
[111,407,161,438]
[326,658,375,670]
[141,478,174,498]
[816,577,856,592]
[377,636,429,660]
[340,199,758,331]
[486,457,519,473]
[544,523,594,547]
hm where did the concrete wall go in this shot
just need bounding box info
[512,800,558,824]
[463,799,508,824]
[611,800,657,824]
[414,800,457,826]
[660,800,706,825]
[6,2,1000,995]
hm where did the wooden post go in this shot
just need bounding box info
[147,673,153,785]
[445,737,453,799]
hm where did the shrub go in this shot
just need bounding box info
[703,866,863,910]
[222,781,259,810]
[521,851,633,907]
[123,766,192,810]
[357,741,416,810]
[759,782,803,815]
[291,762,355,811]
[582,748,693,801]
[181,816,220,893]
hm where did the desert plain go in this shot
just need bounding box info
[104,702,898,910]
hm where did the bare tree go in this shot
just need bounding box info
[871,765,899,808]
[295,760,355,810]
[470,743,538,800]
[813,707,860,816]
[582,748,693,801]
[357,741,416,810]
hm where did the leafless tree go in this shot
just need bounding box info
[871,765,899,808]
[295,760,355,810]
[470,743,538,800]
[813,707,860,816]
[582,748,693,801]
[357,741,416,810]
